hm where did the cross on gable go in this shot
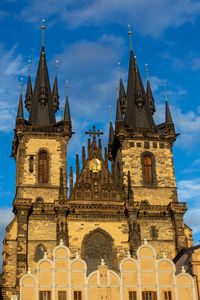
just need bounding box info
[85,125,103,141]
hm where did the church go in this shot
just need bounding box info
[1,24,200,300]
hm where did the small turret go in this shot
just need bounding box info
[25,63,32,112]
[52,64,59,113]
[165,88,173,124]
[16,83,24,120]
[145,65,155,115]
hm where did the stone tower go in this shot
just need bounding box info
[1,38,72,299]
[1,30,193,300]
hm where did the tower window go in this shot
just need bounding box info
[36,244,45,261]
[129,291,137,300]
[164,291,172,300]
[39,291,51,300]
[38,151,48,184]
[74,291,82,300]
[143,155,153,184]
[151,226,157,240]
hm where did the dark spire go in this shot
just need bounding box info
[17,83,24,119]
[52,71,59,113]
[165,100,173,123]
[146,80,155,115]
[64,82,71,122]
[104,147,108,168]
[124,50,154,129]
[29,46,56,126]
[119,78,126,99]
[98,139,102,155]
[165,88,173,123]
[76,154,79,180]
[116,98,123,122]
[108,121,114,145]
[82,146,86,168]
[25,71,33,112]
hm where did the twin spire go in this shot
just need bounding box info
[16,22,71,128]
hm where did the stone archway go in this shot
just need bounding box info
[81,228,117,275]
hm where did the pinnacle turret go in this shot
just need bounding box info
[25,73,32,112]
[146,79,155,115]
[17,85,24,119]
[108,121,114,145]
[165,100,173,123]
[64,93,71,122]
[116,98,123,122]
[52,74,59,113]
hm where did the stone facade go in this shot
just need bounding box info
[0,31,195,300]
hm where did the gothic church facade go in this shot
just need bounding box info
[0,28,194,300]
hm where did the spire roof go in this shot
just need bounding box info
[146,79,155,115]
[165,100,173,123]
[28,46,56,126]
[124,49,154,129]
[17,84,24,119]
[119,78,126,99]
[64,85,71,122]
[116,98,123,122]
[108,121,114,145]
[25,73,33,112]
[52,73,59,113]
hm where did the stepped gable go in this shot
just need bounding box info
[69,126,122,204]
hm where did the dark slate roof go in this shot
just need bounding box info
[173,244,200,263]
[165,100,173,123]
[17,89,24,119]
[28,46,56,126]
[64,95,71,122]
[108,121,114,145]
[116,98,123,122]
[124,50,154,129]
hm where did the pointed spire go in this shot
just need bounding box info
[64,80,71,121]
[145,64,155,115]
[29,45,56,126]
[108,121,114,145]
[17,82,24,119]
[76,154,79,180]
[119,78,126,99]
[52,60,59,113]
[165,88,173,123]
[98,139,102,155]
[104,147,108,168]
[116,98,123,122]
[25,61,33,112]
[82,146,86,168]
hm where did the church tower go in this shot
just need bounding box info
[1,26,193,300]
[108,29,193,256]
[1,24,72,299]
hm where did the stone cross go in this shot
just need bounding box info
[85,126,103,141]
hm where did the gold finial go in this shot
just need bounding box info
[109,105,112,122]
[42,19,45,47]
[118,62,122,79]
[145,63,149,81]
[28,59,31,75]
[116,81,119,99]
[164,85,168,102]
[56,59,59,75]
[128,25,133,51]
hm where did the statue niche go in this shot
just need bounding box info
[81,228,117,275]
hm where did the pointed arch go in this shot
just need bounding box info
[81,228,117,275]
[141,151,157,186]
[38,150,49,184]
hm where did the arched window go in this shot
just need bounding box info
[144,155,153,184]
[81,228,117,275]
[38,151,48,183]
[36,245,45,261]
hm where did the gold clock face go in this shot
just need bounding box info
[89,158,102,173]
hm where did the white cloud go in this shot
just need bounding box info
[19,0,200,37]
[0,44,26,133]
[0,207,14,272]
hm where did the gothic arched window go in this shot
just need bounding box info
[144,155,152,184]
[81,228,117,275]
[151,226,157,240]
[36,245,45,261]
[38,151,48,184]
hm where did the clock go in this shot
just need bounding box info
[89,158,102,173]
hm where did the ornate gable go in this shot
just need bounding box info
[69,127,123,204]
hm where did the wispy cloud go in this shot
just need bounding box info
[0,207,13,272]
[0,44,26,132]
[19,0,200,37]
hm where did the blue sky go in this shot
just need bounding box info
[0,0,200,268]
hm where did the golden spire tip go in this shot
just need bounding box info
[118,62,122,80]
[128,25,133,51]
[42,19,45,47]
[145,63,149,81]
[56,59,59,75]
[164,85,168,102]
